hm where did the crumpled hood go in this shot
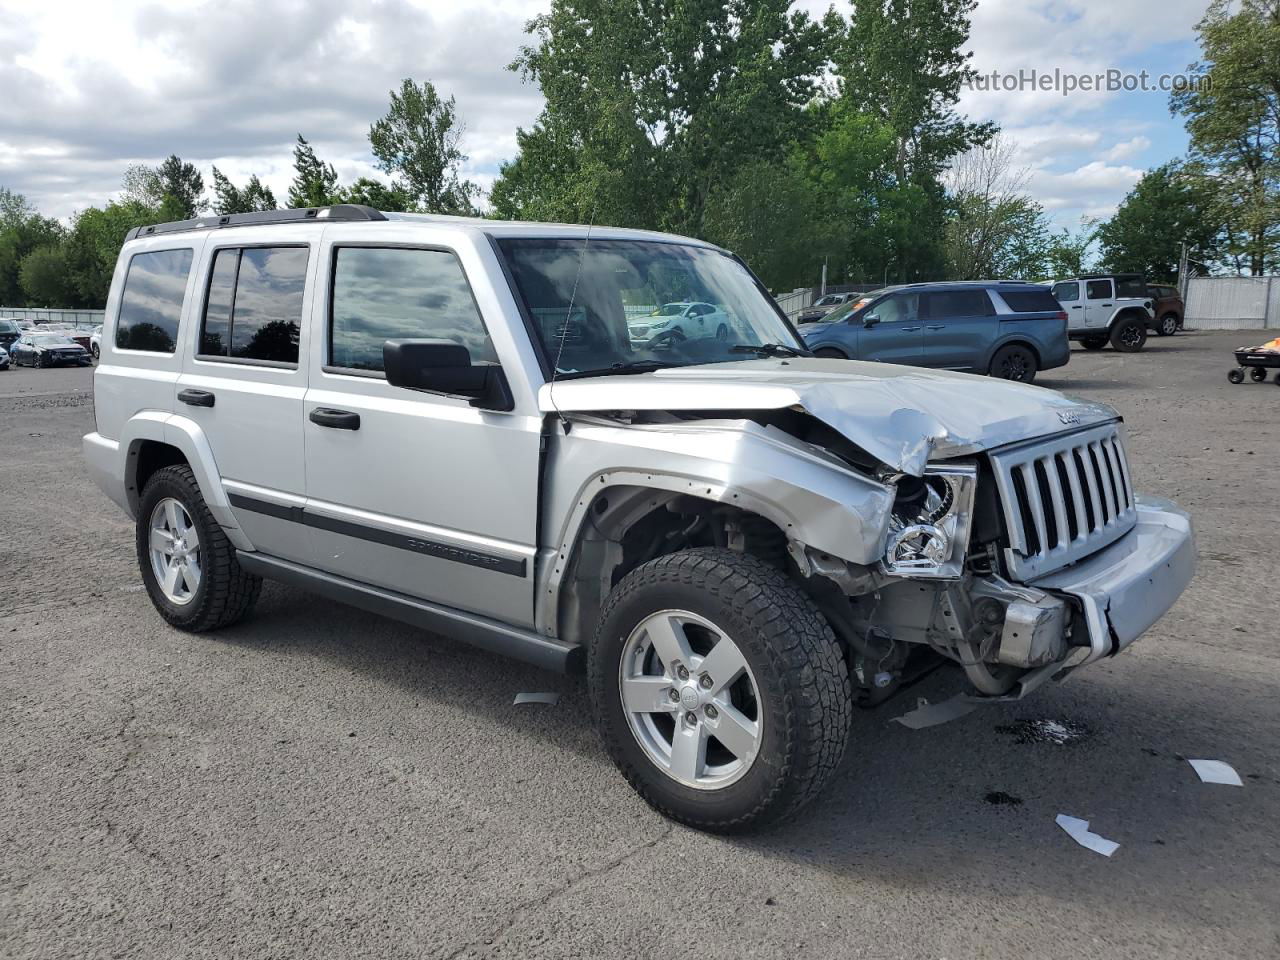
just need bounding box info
[540,358,1119,476]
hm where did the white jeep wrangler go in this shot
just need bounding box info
[85,206,1195,831]
[1052,274,1154,352]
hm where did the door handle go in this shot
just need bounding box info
[309,407,361,431]
[926,324,946,330]
[1071,305,1082,309]
[178,389,215,408]
[901,326,922,332]
[1101,303,1113,307]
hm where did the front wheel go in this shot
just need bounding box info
[590,548,852,832]
[1157,314,1179,336]
[813,347,848,360]
[136,464,261,631]
[1110,318,1147,352]
[92,343,100,359]
[1250,366,1268,383]
[989,344,1037,382]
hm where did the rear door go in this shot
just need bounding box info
[920,288,997,370]
[175,232,317,563]
[1084,278,1114,329]
[854,292,922,365]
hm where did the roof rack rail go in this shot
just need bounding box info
[124,204,386,241]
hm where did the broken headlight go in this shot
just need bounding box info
[881,464,977,579]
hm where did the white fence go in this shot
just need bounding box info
[1184,277,1280,330]
[0,306,105,330]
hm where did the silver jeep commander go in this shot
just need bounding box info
[84,205,1195,831]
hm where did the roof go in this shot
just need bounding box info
[124,204,717,249]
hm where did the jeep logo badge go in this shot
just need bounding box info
[1057,411,1082,425]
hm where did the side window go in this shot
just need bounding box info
[873,293,917,323]
[198,246,308,365]
[923,289,994,319]
[329,247,497,374]
[115,248,194,353]
[1086,279,1113,300]
[1053,282,1080,302]
[1115,277,1146,298]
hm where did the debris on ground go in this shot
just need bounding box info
[984,791,1023,806]
[1187,758,1243,786]
[891,695,977,729]
[996,718,1090,745]
[1056,814,1119,857]
[513,691,560,706]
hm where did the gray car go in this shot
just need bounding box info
[798,281,1070,382]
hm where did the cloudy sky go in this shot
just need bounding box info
[1,0,1213,229]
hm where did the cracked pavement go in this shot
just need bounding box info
[2,331,1279,959]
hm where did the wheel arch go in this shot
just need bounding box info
[987,336,1042,369]
[1108,307,1150,328]
[119,412,253,550]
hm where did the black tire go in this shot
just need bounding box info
[989,344,1037,382]
[813,347,848,360]
[136,464,261,631]
[1081,337,1107,351]
[1110,317,1147,352]
[1228,368,1245,384]
[715,323,729,341]
[92,343,100,359]
[1156,313,1179,336]
[1250,366,1268,383]
[590,548,852,832]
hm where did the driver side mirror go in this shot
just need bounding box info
[383,339,513,412]
[863,314,881,328]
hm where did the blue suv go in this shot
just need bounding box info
[797,281,1070,382]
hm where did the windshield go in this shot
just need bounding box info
[498,238,802,377]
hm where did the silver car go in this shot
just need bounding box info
[83,205,1195,832]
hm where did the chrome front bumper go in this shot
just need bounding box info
[1032,496,1195,665]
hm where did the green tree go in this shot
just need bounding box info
[1172,0,1280,274]
[491,0,836,237]
[1095,162,1221,279]
[211,167,278,214]
[835,0,995,280]
[64,201,158,306]
[287,135,340,208]
[369,78,477,214]
[0,187,64,305]
[336,176,415,211]
[122,155,205,219]
[18,244,77,305]
[1044,221,1099,279]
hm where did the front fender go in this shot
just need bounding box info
[537,417,894,636]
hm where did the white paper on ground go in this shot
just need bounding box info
[1188,758,1243,786]
[1056,814,1120,857]
[890,695,978,729]
[514,691,560,706]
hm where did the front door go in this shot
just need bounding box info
[855,292,922,365]
[1084,278,1114,329]
[301,241,541,628]
[920,288,996,370]
[1053,281,1084,330]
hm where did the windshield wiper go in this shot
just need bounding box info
[728,342,808,358]
[558,359,675,379]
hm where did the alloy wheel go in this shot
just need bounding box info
[618,609,762,790]
[148,497,202,605]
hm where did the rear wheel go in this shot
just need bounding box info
[715,323,729,341]
[1157,313,1179,336]
[590,548,852,832]
[91,343,100,359]
[136,465,261,631]
[1110,318,1147,352]
[1081,337,1107,351]
[989,344,1037,382]
[1250,366,1268,382]
[1228,368,1245,384]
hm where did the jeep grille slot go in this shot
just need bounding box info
[989,423,1136,580]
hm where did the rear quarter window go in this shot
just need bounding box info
[115,248,194,353]
[1000,290,1061,312]
[1115,277,1147,298]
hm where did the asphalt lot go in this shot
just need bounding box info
[2,330,1279,960]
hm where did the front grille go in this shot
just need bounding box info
[989,422,1136,580]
